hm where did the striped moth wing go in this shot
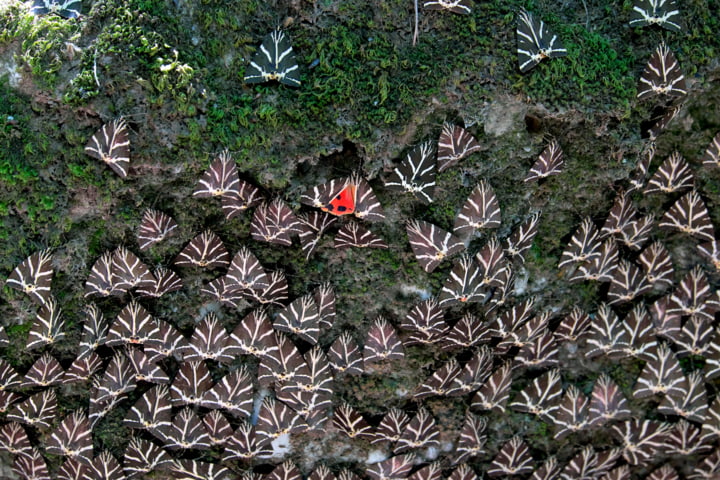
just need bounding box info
[31,0,81,18]
[637,43,686,100]
[385,141,437,203]
[516,9,567,73]
[85,118,130,177]
[423,0,473,14]
[629,0,682,32]
[5,249,53,305]
[244,29,301,87]
[437,122,481,171]
[174,230,230,269]
[406,220,464,272]
[334,223,388,249]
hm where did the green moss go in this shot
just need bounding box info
[515,22,635,110]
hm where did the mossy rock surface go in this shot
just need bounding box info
[1,0,720,478]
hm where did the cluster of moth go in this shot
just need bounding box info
[9,0,720,479]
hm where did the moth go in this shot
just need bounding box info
[454,180,501,235]
[165,407,211,450]
[423,0,473,14]
[510,369,562,422]
[126,349,169,384]
[638,241,674,289]
[266,462,303,480]
[629,0,682,32]
[442,313,489,350]
[123,437,172,477]
[363,317,404,365]
[298,211,337,259]
[229,310,279,358]
[413,359,460,399]
[5,249,53,305]
[487,437,534,476]
[137,209,178,250]
[171,459,231,480]
[174,230,231,269]
[611,419,673,465]
[637,43,687,100]
[105,301,159,347]
[222,181,264,220]
[7,390,57,430]
[203,367,253,418]
[438,255,484,306]
[552,386,589,439]
[273,294,321,344]
[193,150,240,198]
[31,0,81,19]
[84,252,123,298]
[504,212,541,262]
[333,403,374,440]
[374,408,410,444]
[21,353,63,388]
[111,247,154,292]
[57,459,90,480]
[0,422,31,457]
[328,333,364,375]
[255,397,308,445]
[366,454,416,480]
[385,141,437,203]
[244,29,301,87]
[454,412,487,464]
[144,320,189,364]
[588,374,631,427]
[406,219,465,273]
[437,122,481,171]
[410,464,444,480]
[257,333,307,387]
[568,238,618,283]
[334,222,388,249]
[27,297,66,350]
[659,190,715,242]
[85,118,130,177]
[12,449,50,480]
[63,353,102,384]
[94,353,136,406]
[250,199,303,246]
[516,9,567,73]
[558,217,602,270]
[183,313,235,364]
[644,151,694,194]
[45,411,92,463]
[222,421,269,462]
[250,270,290,306]
[400,298,447,346]
[524,139,564,182]
[394,408,440,454]
[607,259,651,305]
[646,101,683,140]
[170,361,213,407]
[668,266,716,321]
[658,371,708,423]
[204,409,234,447]
[301,173,385,221]
[124,385,172,436]
[515,330,559,369]
[136,267,183,298]
[702,132,720,167]
[313,283,336,330]
[222,248,267,295]
[633,342,684,399]
[601,192,642,241]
